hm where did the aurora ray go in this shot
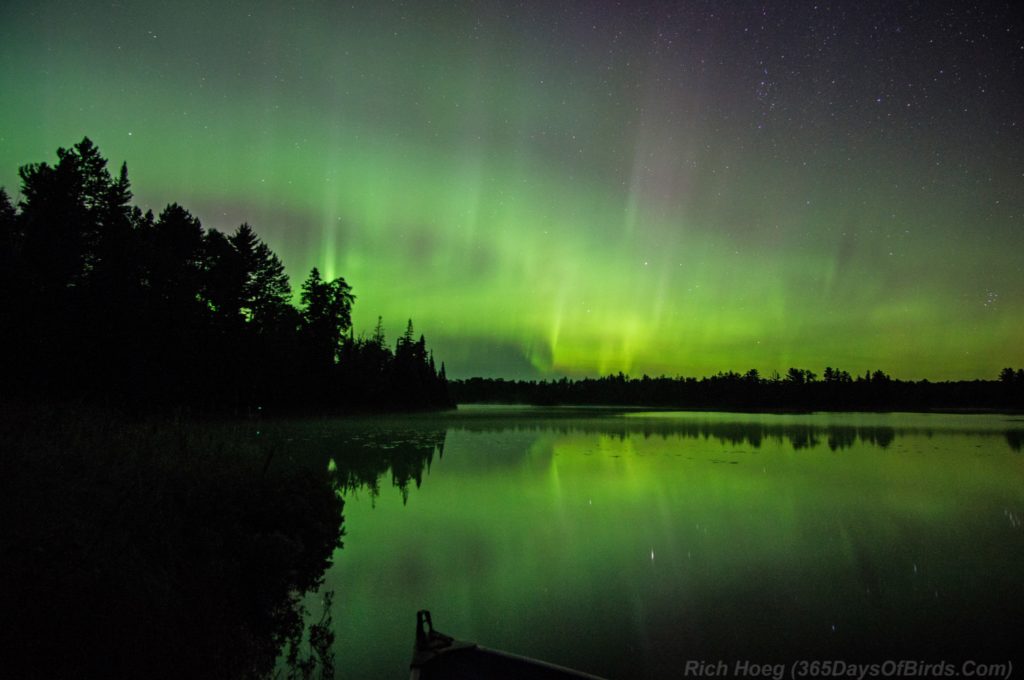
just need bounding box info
[2,0,1021,379]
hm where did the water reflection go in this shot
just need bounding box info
[443,409,1022,453]
[2,415,450,679]
[322,409,1024,679]
[14,409,1015,678]
[272,424,448,502]
[2,413,348,680]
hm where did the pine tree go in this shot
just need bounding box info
[300,267,355,365]
[227,223,291,329]
[0,187,18,277]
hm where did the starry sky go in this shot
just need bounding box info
[2,1,1022,379]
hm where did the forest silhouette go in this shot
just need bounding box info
[0,138,451,413]
[452,366,1024,411]
[3,138,1021,414]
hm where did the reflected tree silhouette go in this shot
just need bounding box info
[1,414,339,679]
[0,410,446,678]
[447,416,933,453]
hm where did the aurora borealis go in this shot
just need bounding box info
[2,1,1021,379]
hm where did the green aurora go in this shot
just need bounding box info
[2,1,1022,379]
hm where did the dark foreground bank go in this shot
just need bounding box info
[0,406,344,679]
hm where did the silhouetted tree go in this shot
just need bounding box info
[0,187,18,286]
[200,228,247,322]
[300,267,355,366]
[229,223,292,330]
[0,187,17,231]
[8,138,147,396]
[148,204,205,307]
[17,140,98,292]
[89,160,136,292]
[1,138,452,412]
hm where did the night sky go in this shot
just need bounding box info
[2,1,1022,379]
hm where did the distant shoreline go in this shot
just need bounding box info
[449,371,1024,414]
[454,402,1024,415]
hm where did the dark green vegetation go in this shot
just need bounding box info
[453,367,1024,411]
[0,139,451,413]
[0,406,445,679]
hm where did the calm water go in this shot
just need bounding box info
[281,407,1024,678]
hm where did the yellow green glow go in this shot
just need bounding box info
[2,2,1021,378]
[312,410,1024,676]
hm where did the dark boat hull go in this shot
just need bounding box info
[410,610,605,680]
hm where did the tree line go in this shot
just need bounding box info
[452,366,1024,411]
[0,138,451,412]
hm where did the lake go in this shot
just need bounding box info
[278,407,1024,678]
